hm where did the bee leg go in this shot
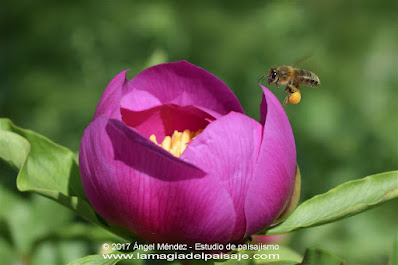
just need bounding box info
[286,82,300,93]
[283,83,299,108]
[291,84,300,93]
[283,95,289,108]
[284,86,290,93]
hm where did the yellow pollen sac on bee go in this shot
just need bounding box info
[149,129,203,157]
[289,92,301,104]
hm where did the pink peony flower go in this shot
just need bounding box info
[79,61,297,245]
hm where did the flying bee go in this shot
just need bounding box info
[259,56,321,107]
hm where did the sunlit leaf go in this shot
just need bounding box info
[66,254,119,265]
[66,252,135,265]
[257,261,299,265]
[259,248,345,265]
[264,171,398,235]
[256,246,302,263]
[0,131,30,170]
[239,244,301,264]
[0,118,139,241]
[300,248,345,265]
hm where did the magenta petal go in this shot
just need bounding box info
[181,112,263,242]
[244,86,297,236]
[79,116,236,244]
[94,70,129,120]
[121,61,244,116]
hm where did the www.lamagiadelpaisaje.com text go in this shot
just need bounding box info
[101,242,281,262]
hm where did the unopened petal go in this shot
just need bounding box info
[120,61,244,117]
[182,112,263,242]
[244,86,297,236]
[79,116,236,244]
[94,70,129,120]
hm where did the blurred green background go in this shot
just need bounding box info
[1,0,397,264]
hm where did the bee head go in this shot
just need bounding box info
[267,68,278,84]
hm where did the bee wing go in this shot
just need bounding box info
[291,55,312,67]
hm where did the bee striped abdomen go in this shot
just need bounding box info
[297,69,320,87]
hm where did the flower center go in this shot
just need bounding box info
[149,129,203,157]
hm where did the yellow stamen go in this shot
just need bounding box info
[181,129,191,145]
[180,143,187,154]
[171,130,178,142]
[149,129,203,157]
[149,134,158,145]
[171,141,181,157]
[161,136,171,151]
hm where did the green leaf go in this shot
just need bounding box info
[259,248,345,265]
[264,171,398,235]
[0,131,30,170]
[258,246,302,263]
[257,261,296,265]
[67,251,144,265]
[0,118,85,200]
[0,118,139,241]
[66,254,121,265]
[300,248,345,265]
[239,244,302,264]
